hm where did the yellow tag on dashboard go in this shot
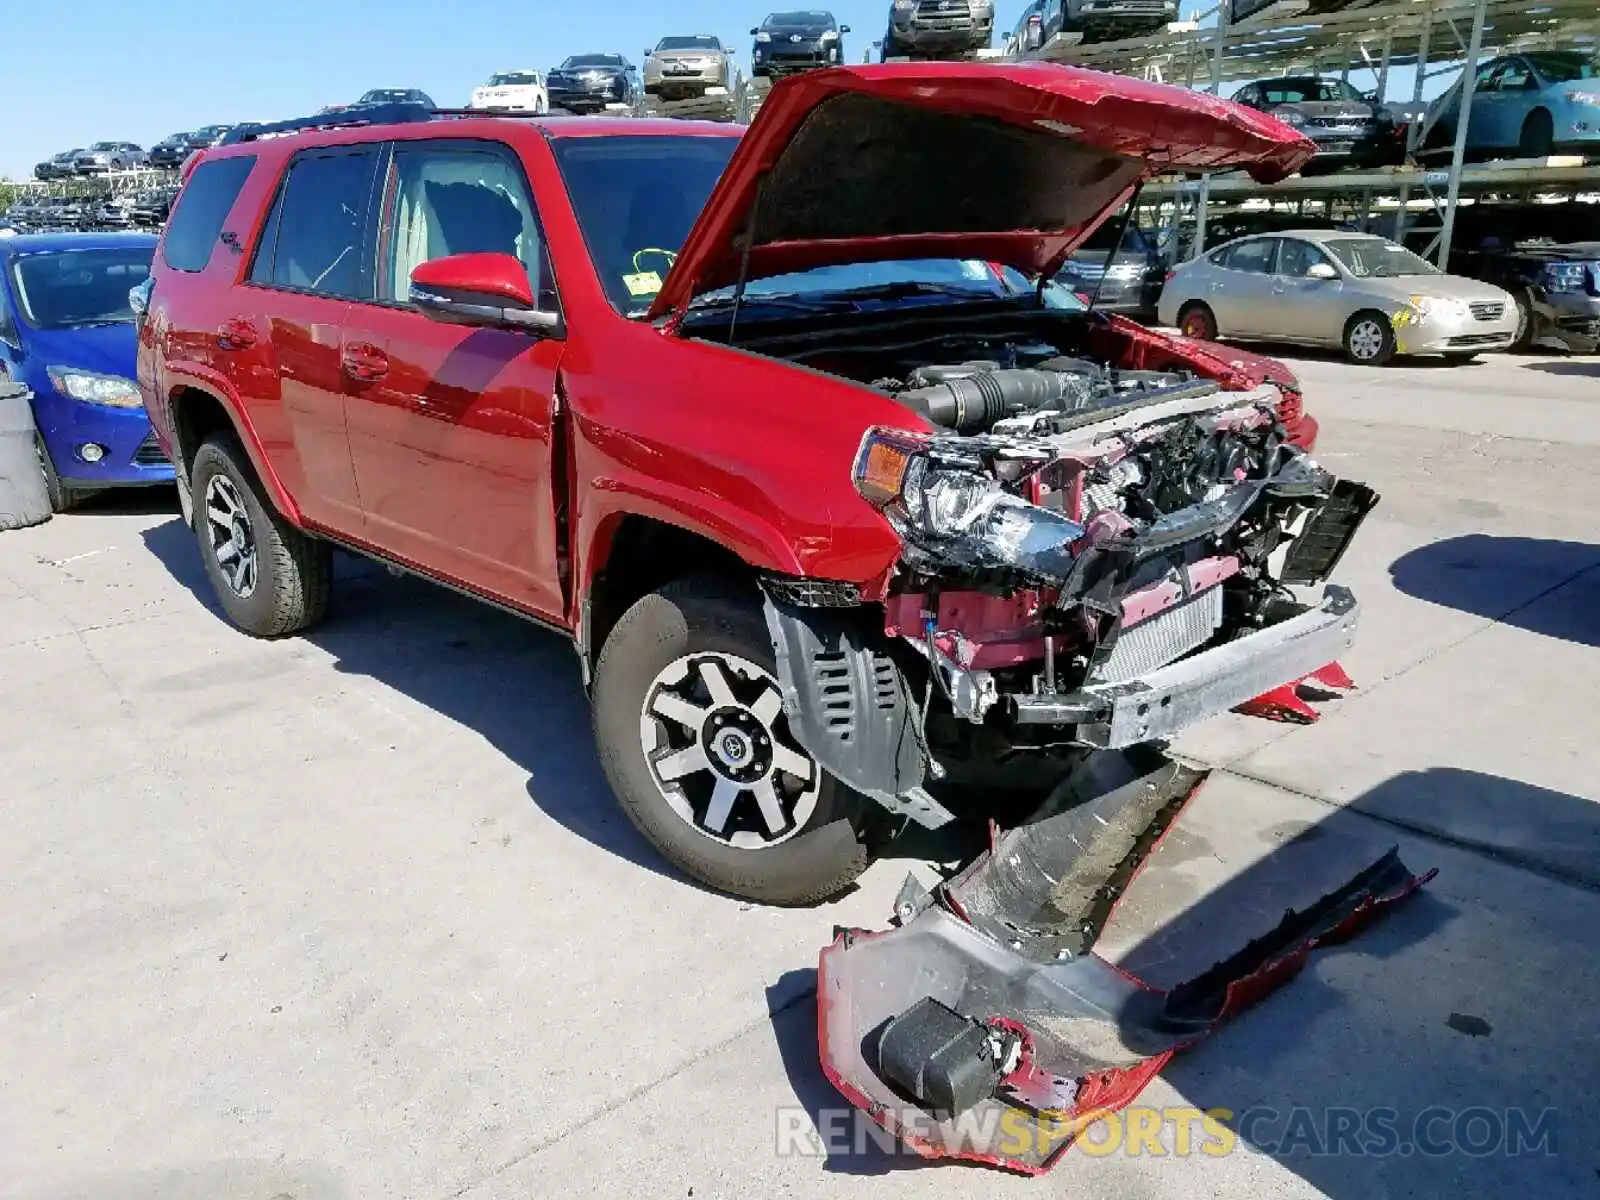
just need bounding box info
[623,271,663,297]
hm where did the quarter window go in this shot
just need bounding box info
[163,155,256,273]
[379,144,553,308]
[250,148,379,299]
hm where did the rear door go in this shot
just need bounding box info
[241,144,382,534]
[1206,237,1279,336]
[337,137,567,622]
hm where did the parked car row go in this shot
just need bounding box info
[33,126,236,181]
[2,188,178,235]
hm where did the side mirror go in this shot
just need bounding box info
[409,253,560,334]
[644,48,652,58]
[750,26,760,35]
[1306,262,1339,281]
[840,24,851,33]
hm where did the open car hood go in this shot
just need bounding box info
[649,62,1314,319]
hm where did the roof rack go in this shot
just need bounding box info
[219,103,571,146]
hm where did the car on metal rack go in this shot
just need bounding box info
[183,125,235,152]
[149,132,199,170]
[1053,220,1167,320]
[1227,0,1373,19]
[643,35,734,100]
[34,149,84,181]
[0,232,171,511]
[1009,0,1177,49]
[546,54,640,113]
[469,69,551,114]
[881,0,995,60]
[751,10,849,78]
[131,186,179,228]
[1230,76,1403,170]
[1421,51,1600,160]
[74,142,148,174]
[1160,228,1519,364]
[355,88,437,109]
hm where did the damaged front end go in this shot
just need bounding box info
[764,361,1378,830]
[817,748,1436,1173]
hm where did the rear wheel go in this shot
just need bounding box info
[592,577,872,906]
[1344,310,1395,365]
[190,434,331,637]
[1519,109,1555,159]
[1177,302,1218,341]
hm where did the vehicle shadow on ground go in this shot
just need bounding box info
[138,516,704,894]
[764,768,1600,1195]
[1388,533,1600,648]
[1523,359,1600,378]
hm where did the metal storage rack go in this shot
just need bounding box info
[1016,0,1599,264]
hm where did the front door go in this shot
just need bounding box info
[340,139,567,623]
[1269,237,1345,343]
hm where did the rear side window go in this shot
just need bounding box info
[163,155,256,272]
[250,147,379,300]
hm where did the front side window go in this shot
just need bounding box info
[1276,239,1335,278]
[552,133,739,314]
[8,246,154,330]
[1323,237,1438,278]
[380,144,552,308]
[1524,52,1597,83]
[250,148,378,298]
[163,155,256,272]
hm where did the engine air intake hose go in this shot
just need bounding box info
[895,369,1091,432]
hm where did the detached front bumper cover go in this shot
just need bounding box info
[817,753,1435,1174]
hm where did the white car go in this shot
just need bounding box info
[469,69,550,114]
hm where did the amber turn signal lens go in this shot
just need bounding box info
[852,430,925,508]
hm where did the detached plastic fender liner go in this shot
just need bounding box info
[760,593,953,830]
[816,763,1437,1174]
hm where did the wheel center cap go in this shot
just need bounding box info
[719,732,748,762]
[231,517,249,547]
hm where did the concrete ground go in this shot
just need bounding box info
[2,351,1597,1199]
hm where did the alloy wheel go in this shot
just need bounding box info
[1348,319,1386,362]
[638,652,821,848]
[203,475,258,598]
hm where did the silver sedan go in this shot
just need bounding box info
[1158,229,1520,364]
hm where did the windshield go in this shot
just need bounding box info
[8,245,154,330]
[763,11,833,30]
[552,133,739,314]
[1525,52,1598,83]
[1323,237,1439,278]
[361,90,420,102]
[90,142,117,152]
[658,36,721,51]
[488,71,541,86]
[1081,221,1151,253]
[563,55,624,68]
[1262,79,1363,104]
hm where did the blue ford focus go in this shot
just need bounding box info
[0,232,172,511]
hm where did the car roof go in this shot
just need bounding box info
[0,231,159,256]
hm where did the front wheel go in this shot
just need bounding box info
[592,577,872,906]
[190,434,331,637]
[1344,311,1396,365]
[1519,109,1555,159]
[36,436,86,513]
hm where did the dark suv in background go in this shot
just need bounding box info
[751,10,849,77]
[1053,220,1167,320]
[546,54,640,112]
[1230,77,1402,170]
[1443,203,1600,352]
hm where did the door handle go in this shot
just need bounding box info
[216,318,259,350]
[341,343,389,382]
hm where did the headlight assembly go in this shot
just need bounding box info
[47,366,143,408]
[853,428,1084,579]
[1407,294,1468,320]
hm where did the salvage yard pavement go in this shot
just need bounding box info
[3,353,1598,1199]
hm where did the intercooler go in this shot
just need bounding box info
[1089,585,1223,684]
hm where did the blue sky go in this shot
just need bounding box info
[0,0,1449,178]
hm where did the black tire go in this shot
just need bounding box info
[1510,289,1536,351]
[190,433,331,637]
[1177,302,1218,341]
[592,576,872,906]
[1344,310,1396,365]
[1519,109,1555,159]
[36,436,86,513]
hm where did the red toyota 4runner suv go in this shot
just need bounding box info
[138,64,1374,905]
